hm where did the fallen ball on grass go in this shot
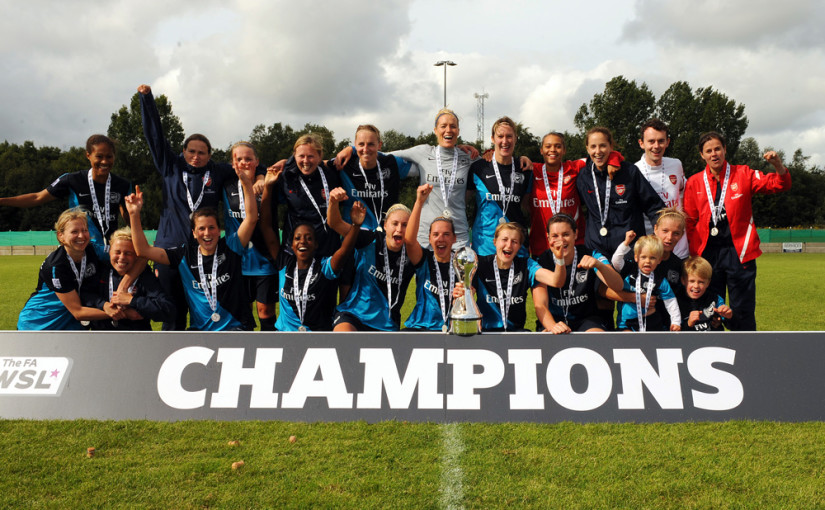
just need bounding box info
[288,435,297,444]
[231,460,245,470]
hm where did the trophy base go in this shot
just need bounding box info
[450,318,481,336]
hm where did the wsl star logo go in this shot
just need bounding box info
[0,357,72,396]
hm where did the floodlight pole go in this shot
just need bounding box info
[434,60,457,108]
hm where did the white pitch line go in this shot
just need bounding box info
[439,422,465,510]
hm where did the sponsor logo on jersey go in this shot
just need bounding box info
[485,294,525,305]
[0,357,72,396]
[52,278,62,289]
[615,184,626,196]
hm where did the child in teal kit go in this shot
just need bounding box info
[611,234,681,332]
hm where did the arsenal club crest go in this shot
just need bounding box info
[731,182,739,192]
[615,184,626,196]
[669,175,677,185]
[564,175,573,184]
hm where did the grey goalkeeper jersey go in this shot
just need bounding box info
[390,144,477,249]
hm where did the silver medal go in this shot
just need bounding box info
[211,312,221,322]
[498,217,507,225]
[111,320,119,328]
[442,324,449,333]
[81,321,90,327]
[599,227,608,237]
[298,325,307,332]
[442,209,451,219]
[710,227,719,237]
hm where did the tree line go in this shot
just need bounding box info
[1,75,823,231]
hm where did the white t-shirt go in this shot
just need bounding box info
[636,156,688,259]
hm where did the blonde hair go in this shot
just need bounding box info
[385,203,411,220]
[109,226,133,244]
[683,256,713,281]
[493,222,526,245]
[655,207,687,232]
[355,124,382,143]
[230,141,258,159]
[633,235,664,259]
[491,116,517,137]
[434,108,459,127]
[54,208,88,235]
[293,134,324,158]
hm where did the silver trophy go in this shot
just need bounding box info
[449,247,482,336]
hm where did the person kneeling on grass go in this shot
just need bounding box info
[610,233,681,332]
[328,189,416,332]
[678,256,732,331]
[533,213,625,334]
[258,168,364,332]
[125,164,258,331]
[452,222,567,332]
[82,226,175,330]
[17,209,109,330]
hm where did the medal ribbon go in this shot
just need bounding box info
[491,158,517,219]
[433,257,455,326]
[357,160,385,222]
[197,249,219,314]
[293,259,315,326]
[590,163,612,231]
[299,170,330,231]
[87,169,111,242]
[382,243,406,312]
[434,147,458,213]
[702,163,731,231]
[562,247,578,322]
[634,271,655,332]
[68,253,87,289]
[182,170,211,212]
[493,263,514,331]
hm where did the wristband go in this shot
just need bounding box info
[553,256,564,266]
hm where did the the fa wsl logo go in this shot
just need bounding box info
[0,357,72,396]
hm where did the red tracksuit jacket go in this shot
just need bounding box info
[684,163,791,263]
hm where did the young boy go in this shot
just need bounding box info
[611,233,681,331]
[678,256,733,331]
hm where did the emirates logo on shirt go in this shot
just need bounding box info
[615,184,626,196]
[669,175,677,185]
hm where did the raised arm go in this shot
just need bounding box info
[125,186,170,266]
[405,184,432,265]
[326,187,352,236]
[137,84,175,174]
[0,189,56,208]
[259,167,282,260]
[235,166,258,248]
[330,201,365,274]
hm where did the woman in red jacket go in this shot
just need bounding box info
[683,132,791,331]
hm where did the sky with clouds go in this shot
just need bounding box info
[1,0,823,167]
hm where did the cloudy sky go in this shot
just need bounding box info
[2,0,823,167]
